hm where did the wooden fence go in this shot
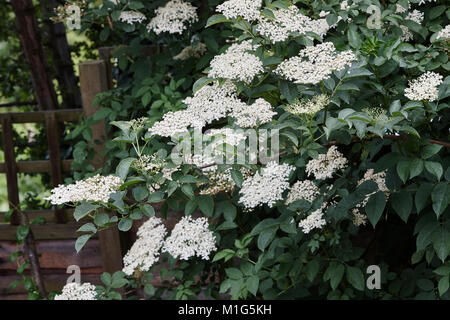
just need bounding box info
[0,59,123,299]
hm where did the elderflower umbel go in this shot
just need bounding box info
[285,94,329,116]
[286,180,320,205]
[208,41,263,83]
[437,25,450,40]
[352,169,389,226]
[162,216,216,260]
[231,98,276,128]
[54,282,97,300]
[395,3,410,14]
[239,161,294,209]
[298,203,327,234]
[147,0,198,35]
[45,174,123,205]
[256,6,335,43]
[148,81,241,136]
[404,71,443,102]
[400,10,424,41]
[122,217,167,276]
[275,42,356,84]
[216,0,262,22]
[199,167,252,195]
[305,146,348,180]
[119,11,146,24]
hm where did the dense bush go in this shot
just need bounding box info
[49,0,449,300]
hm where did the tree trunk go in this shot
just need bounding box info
[11,0,58,110]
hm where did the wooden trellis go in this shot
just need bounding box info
[0,60,124,298]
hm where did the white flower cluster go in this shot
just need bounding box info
[149,81,275,137]
[352,209,368,227]
[285,94,329,116]
[148,81,239,136]
[122,217,167,276]
[404,71,443,102]
[400,9,424,41]
[199,167,252,195]
[275,42,356,84]
[205,128,247,151]
[239,161,294,209]
[54,282,97,300]
[216,0,262,21]
[208,41,263,83]
[298,203,327,234]
[147,0,198,35]
[173,42,207,60]
[352,169,389,227]
[286,180,320,205]
[395,3,410,14]
[119,11,146,24]
[305,146,348,180]
[406,9,424,24]
[437,25,450,40]
[340,0,350,11]
[162,216,216,260]
[45,174,123,205]
[256,6,335,43]
[418,0,436,5]
[231,98,276,128]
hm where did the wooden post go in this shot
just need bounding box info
[45,112,66,223]
[79,61,123,274]
[1,116,20,225]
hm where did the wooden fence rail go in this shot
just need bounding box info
[0,58,124,298]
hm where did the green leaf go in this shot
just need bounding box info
[141,204,155,217]
[197,195,214,216]
[409,158,424,179]
[391,191,413,222]
[251,218,279,235]
[280,80,298,103]
[216,220,238,231]
[432,230,450,262]
[396,160,410,183]
[75,234,92,253]
[213,249,235,262]
[348,25,361,49]
[181,184,195,200]
[365,191,386,227]
[246,276,259,296]
[206,14,229,27]
[257,226,277,251]
[16,225,29,242]
[438,276,449,297]
[346,266,365,291]
[324,262,345,290]
[118,218,133,232]
[306,259,320,282]
[132,186,149,202]
[431,182,448,217]
[116,158,135,180]
[101,272,112,286]
[192,77,215,93]
[185,199,197,215]
[421,144,442,159]
[148,191,164,203]
[77,223,97,233]
[74,202,100,221]
[144,283,155,296]
[425,161,443,180]
[415,183,434,213]
[230,170,243,188]
[225,268,243,280]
